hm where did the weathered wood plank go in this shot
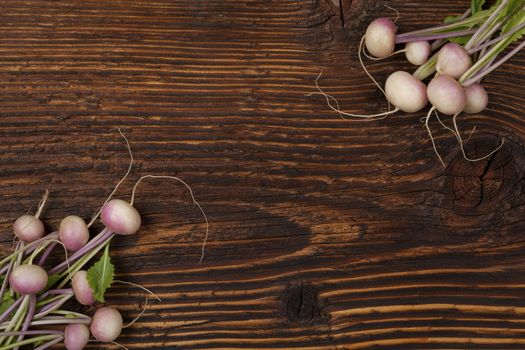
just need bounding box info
[0,0,524,349]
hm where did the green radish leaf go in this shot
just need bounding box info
[86,243,114,303]
[444,15,461,24]
[502,7,525,42]
[449,35,471,45]
[45,274,62,290]
[502,0,524,18]
[471,0,486,14]
[0,292,15,314]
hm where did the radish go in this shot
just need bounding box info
[9,264,48,295]
[405,41,431,65]
[385,71,428,113]
[101,199,141,235]
[13,215,45,243]
[59,216,89,252]
[90,307,123,342]
[365,17,397,58]
[427,74,466,115]
[463,83,488,114]
[64,323,90,350]
[71,270,95,306]
[436,43,472,79]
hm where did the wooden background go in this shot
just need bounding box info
[0,0,524,348]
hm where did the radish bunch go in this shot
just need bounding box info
[364,0,524,165]
[312,0,524,166]
[0,130,209,349]
[0,197,142,349]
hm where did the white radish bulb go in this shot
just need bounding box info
[405,41,431,65]
[101,199,141,235]
[365,17,397,58]
[9,264,48,295]
[463,83,488,114]
[59,215,89,252]
[436,43,472,79]
[90,307,123,342]
[13,215,45,243]
[71,270,95,306]
[385,71,428,113]
[64,323,90,350]
[427,74,466,115]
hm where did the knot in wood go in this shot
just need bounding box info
[446,136,521,212]
[282,282,320,324]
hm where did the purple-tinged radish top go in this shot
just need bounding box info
[59,215,90,252]
[385,71,428,113]
[405,41,431,66]
[365,17,397,58]
[72,270,95,306]
[90,307,123,342]
[9,264,48,295]
[13,215,45,243]
[64,323,90,350]
[101,199,141,235]
[436,43,472,79]
[463,83,488,114]
[427,74,466,115]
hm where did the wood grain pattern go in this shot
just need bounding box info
[0,0,524,348]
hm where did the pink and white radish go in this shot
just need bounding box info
[64,323,90,350]
[71,270,95,306]
[59,216,90,252]
[90,307,123,342]
[463,83,488,114]
[101,199,141,236]
[9,264,48,295]
[385,71,428,113]
[427,74,466,115]
[405,41,431,65]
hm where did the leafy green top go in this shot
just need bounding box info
[86,243,115,303]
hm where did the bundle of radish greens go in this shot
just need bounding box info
[312,0,524,166]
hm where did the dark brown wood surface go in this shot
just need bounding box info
[1,0,524,349]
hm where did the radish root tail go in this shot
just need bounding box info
[88,128,134,228]
[35,190,49,219]
[424,107,447,168]
[114,279,161,302]
[305,69,398,120]
[384,4,400,23]
[434,111,504,162]
[130,175,210,263]
[122,297,150,329]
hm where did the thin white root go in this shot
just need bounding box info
[35,189,49,219]
[130,175,210,263]
[48,239,72,282]
[306,35,400,120]
[122,297,150,329]
[305,69,398,120]
[115,279,161,329]
[467,126,477,141]
[424,107,447,168]
[434,110,504,163]
[452,113,505,162]
[362,48,405,61]
[88,128,134,228]
[384,3,400,23]
[113,280,162,302]
[110,341,130,350]
[358,35,392,112]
